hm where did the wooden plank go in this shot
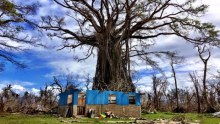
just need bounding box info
[67,95,72,104]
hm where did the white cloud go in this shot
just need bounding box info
[134,76,153,93]
[42,46,97,78]
[11,84,26,94]
[202,0,220,25]
[31,88,40,96]
[39,0,50,4]
[0,81,40,95]
[0,80,35,87]
[45,57,96,77]
[0,84,5,93]
[136,85,152,93]
[47,86,60,96]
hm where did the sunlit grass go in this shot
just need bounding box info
[0,112,219,124]
[0,113,61,124]
[0,113,132,124]
[142,112,220,124]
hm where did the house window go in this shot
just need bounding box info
[129,95,136,104]
[108,94,116,104]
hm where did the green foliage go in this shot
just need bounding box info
[0,0,16,14]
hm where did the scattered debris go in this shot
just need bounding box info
[172,115,185,122]
[60,119,90,123]
[205,106,216,113]
[172,107,186,113]
[135,118,152,124]
[104,111,117,118]
[102,120,133,123]
[60,120,71,123]
[153,119,187,124]
[87,109,95,118]
[212,111,220,117]
[58,116,201,124]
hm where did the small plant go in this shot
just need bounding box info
[172,115,185,122]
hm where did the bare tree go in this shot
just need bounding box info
[0,84,20,112]
[184,87,195,112]
[39,84,58,112]
[215,71,220,105]
[152,75,167,110]
[196,45,214,112]
[84,73,92,90]
[51,74,81,93]
[209,71,220,108]
[0,93,3,112]
[189,72,201,113]
[208,83,217,108]
[167,52,184,111]
[152,75,159,110]
[39,0,219,92]
[20,91,40,114]
[0,84,59,114]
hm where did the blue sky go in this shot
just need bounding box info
[0,0,220,94]
[0,51,53,91]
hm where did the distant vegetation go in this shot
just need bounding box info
[141,71,220,113]
[0,84,58,114]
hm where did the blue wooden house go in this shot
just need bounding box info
[58,90,142,117]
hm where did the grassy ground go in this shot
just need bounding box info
[0,113,62,124]
[0,112,219,124]
[0,113,132,124]
[142,112,220,124]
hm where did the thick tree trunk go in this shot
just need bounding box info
[92,43,135,92]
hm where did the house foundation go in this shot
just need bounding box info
[86,104,141,117]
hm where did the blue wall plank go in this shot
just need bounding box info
[59,89,141,106]
[85,90,141,106]
[86,90,108,105]
[59,92,68,106]
[73,90,80,105]
[58,90,80,106]
[135,93,141,106]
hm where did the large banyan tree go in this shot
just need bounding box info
[40,0,219,92]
